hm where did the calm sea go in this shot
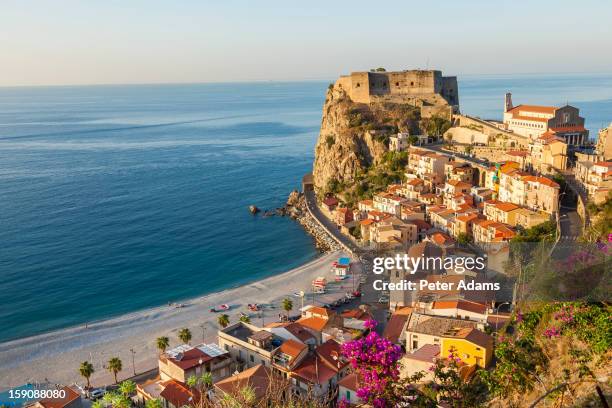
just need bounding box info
[1,74,611,343]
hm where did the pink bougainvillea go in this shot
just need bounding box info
[341,319,403,407]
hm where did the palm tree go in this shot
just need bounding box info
[156,336,170,355]
[282,298,293,320]
[119,380,136,397]
[178,328,192,344]
[107,357,122,384]
[187,373,213,408]
[239,314,250,324]
[91,401,105,408]
[218,314,230,328]
[79,361,95,389]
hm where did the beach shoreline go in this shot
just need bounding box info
[0,250,351,391]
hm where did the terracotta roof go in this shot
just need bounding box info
[521,175,560,188]
[383,314,409,344]
[430,232,455,246]
[296,316,329,332]
[338,372,360,392]
[447,180,472,188]
[360,218,375,226]
[160,380,199,408]
[358,199,373,206]
[341,308,372,321]
[323,197,338,206]
[405,344,440,363]
[406,178,424,186]
[165,347,212,371]
[38,387,81,408]
[316,339,347,372]
[549,125,587,133]
[456,213,479,223]
[508,104,557,114]
[215,364,274,401]
[432,300,487,314]
[305,306,330,317]
[447,328,493,349]
[284,322,316,343]
[394,306,413,316]
[278,339,307,359]
[494,202,520,212]
[293,340,347,385]
[336,207,350,214]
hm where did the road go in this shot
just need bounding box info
[304,190,361,254]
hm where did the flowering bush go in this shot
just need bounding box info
[340,319,403,407]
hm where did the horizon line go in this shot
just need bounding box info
[2,70,612,89]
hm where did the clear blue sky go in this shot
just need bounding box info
[1,0,611,86]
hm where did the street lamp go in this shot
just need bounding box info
[129,348,136,376]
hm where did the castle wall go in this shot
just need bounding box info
[333,70,459,110]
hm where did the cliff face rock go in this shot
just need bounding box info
[312,87,420,193]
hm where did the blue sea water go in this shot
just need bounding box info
[0,74,611,343]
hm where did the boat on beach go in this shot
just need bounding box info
[210,304,230,313]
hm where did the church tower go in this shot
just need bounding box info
[504,92,513,112]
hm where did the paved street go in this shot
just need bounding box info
[304,190,361,253]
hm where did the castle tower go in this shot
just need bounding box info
[504,92,513,113]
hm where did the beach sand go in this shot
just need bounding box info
[0,250,354,390]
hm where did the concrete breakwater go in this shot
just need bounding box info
[285,190,342,253]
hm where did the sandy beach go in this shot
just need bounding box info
[0,250,354,390]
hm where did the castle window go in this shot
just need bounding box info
[396,82,400,87]
[410,81,414,86]
[356,83,360,88]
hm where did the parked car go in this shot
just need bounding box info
[89,388,105,400]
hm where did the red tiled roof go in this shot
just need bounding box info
[166,348,212,371]
[38,387,81,408]
[549,125,587,133]
[214,364,274,401]
[508,104,557,114]
[521,175,560,188]
[296,316,329,332]
[278,339,307,360]
[161,380,199,407]
[383,314,409,344]
[405,344,440,363]
[285,322,316,343]
[323,197,338,206]
[448,328,493,349]
[338,373,360,392]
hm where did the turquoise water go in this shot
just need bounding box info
[1,74,611,343]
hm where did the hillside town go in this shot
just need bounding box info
[7,71,611,408]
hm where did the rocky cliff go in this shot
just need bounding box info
[312,86,421,194]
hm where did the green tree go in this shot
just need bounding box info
[102,392,130,408]
[239,314,251,324]
[456,232,472,245]
[91,401,105,408]
[107,357,122,384]
[119,380,136,397]
[156,336,170,355]
[218,314,230,328]
[144,399,163,408]
[282,298,293,319]
[79,361,95,389]
[178,328,192,344]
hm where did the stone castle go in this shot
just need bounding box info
[333,69,459,118]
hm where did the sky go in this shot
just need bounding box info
[1,0,611,86]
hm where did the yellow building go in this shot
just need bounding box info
[441,327,493,368]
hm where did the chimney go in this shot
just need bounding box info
[504,93,513,113]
